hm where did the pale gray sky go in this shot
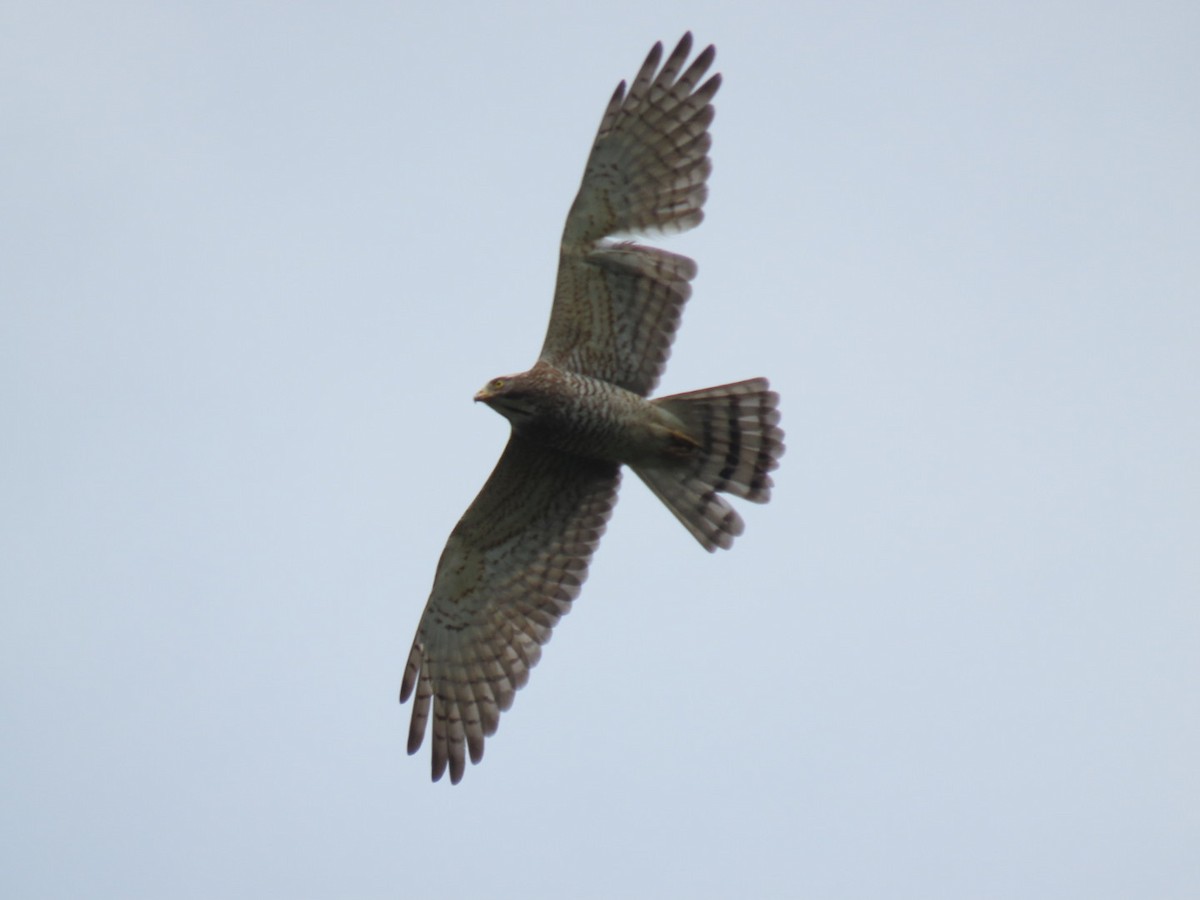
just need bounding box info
[2,2,1197,898]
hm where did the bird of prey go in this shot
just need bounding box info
[400,33,784,783]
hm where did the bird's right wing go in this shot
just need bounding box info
[400,435,621,783]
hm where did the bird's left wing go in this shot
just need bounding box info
[539,33,720,397]
[400,435,621,783]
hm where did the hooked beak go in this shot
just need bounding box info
[473,388,491,403]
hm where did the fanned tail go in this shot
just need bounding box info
[634,378,784,552]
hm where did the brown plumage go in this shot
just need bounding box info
[400,33,784,783]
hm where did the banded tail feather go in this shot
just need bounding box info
[634,378,784,552]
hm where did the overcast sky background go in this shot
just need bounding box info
[3,2,1197,898]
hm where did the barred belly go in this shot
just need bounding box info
[517,366,685,465]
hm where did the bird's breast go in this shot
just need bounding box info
[514,371,680,465]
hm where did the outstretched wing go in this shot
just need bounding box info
[539,33,720,397]
[400,436,621,783]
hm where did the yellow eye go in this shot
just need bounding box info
[490,378,506,390]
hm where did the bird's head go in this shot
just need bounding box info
[475,373,538,425]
